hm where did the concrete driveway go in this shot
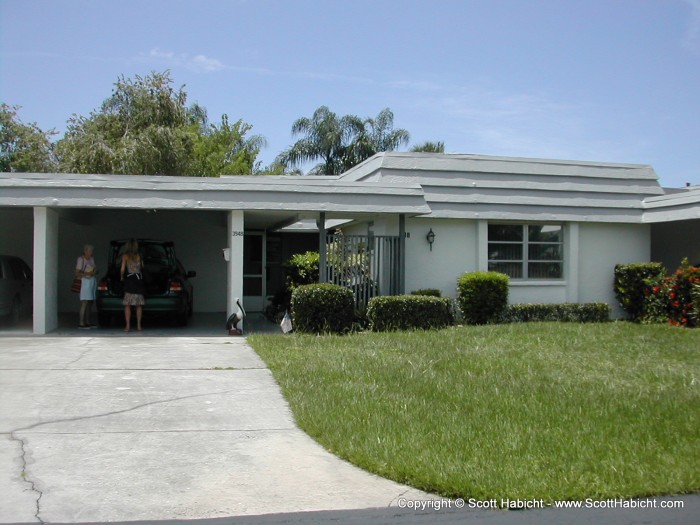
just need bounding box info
[0,336,432,523]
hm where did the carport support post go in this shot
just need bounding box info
[227,210,245,328]
[399,214,406,295]
[33,207,59,334]
[318,212,326,283]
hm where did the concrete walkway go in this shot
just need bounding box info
[0,336,431,523]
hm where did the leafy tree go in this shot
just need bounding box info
[0,103,56,172]
[410,141,445,153]
[276,106,410,175]
[56,71,264,176]
[192,114,267,176]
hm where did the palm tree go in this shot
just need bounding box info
[346,108,410,169]
[276,106,363,175]
[277,106,411,175]
[410,141,445,153]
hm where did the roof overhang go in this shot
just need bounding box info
[642,187,700,223]
[0,173,431,219]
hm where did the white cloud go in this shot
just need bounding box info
[138,48,225,73]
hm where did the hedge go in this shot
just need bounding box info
[290,283,354,334]
[410,289,442,297]
[502,303,611,323]
[614,262,665,321]
[367,295,454,331]
[457,271,509,324]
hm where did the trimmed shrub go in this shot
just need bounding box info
[503,303,611,323]
[614,262,665,321]
[291,283,354,334]
[410,288,442,297]
[367,295,453,331]
[457,271,509,325]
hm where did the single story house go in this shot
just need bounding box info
[0,152,698,334]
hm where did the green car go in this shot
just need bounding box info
[96,240,196,327]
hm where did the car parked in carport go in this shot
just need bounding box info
[96,240,195,327]
[0,254,33,324]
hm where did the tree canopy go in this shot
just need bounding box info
[56,71,265,176]
[0,103,56,173]
[3,72,445,177]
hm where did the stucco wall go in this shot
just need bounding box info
[651,219,700,271]
[405,218,478,298]
[578,222,651,317]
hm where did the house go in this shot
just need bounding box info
[0,152,698,334]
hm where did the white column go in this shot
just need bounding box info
[565,223,579,303]
[227,210,245,320]
[476,219,488,271]
[33,207,59,334]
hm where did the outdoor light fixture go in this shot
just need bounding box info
[426,228,435,251]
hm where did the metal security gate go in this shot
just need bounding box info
[324,234,401,308]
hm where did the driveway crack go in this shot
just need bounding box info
[9,431,44,523]
[7,388,238,523]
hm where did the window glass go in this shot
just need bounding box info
[529,263,563,279]
[488,243,523,261]
[529,225,562,242]
[528,244,562,261]
[488,224,522,242]
[488,261,523,278]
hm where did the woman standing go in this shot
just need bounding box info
[120,238,145,332]
[76,244,98,329]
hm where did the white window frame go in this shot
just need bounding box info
[487,223,565,280]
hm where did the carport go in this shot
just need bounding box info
[0,173,429,334]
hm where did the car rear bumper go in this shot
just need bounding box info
[97,295,188,314]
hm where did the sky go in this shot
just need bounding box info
[1,0,699,187]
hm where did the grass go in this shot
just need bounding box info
[248,322,700,503]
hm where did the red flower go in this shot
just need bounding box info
[670,292,676,299]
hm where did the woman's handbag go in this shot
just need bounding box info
[71,256,85,293]
[70,277,82,293]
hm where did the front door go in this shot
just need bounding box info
[243,231,265,312]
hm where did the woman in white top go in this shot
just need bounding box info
[76,244,98,329]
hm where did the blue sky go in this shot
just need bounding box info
[1,0,698,186]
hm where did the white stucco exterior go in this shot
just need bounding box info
[1,152,697,333]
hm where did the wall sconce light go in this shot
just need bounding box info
[426,228,436,251]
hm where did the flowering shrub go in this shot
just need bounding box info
[643,258,700,328]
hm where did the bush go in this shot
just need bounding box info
[692,282,700,326]
[265,251,320,322]
[291,283,355,334]
[410,288,442,297]
[457,271,509,325]
[367,295,453,331]
[503,303,611,323]
[286,251,320,290]
[614,263,665,321]
[643,258,700,327]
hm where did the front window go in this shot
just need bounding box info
[488,224,563,279]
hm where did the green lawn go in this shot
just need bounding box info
[248,322,700,503]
